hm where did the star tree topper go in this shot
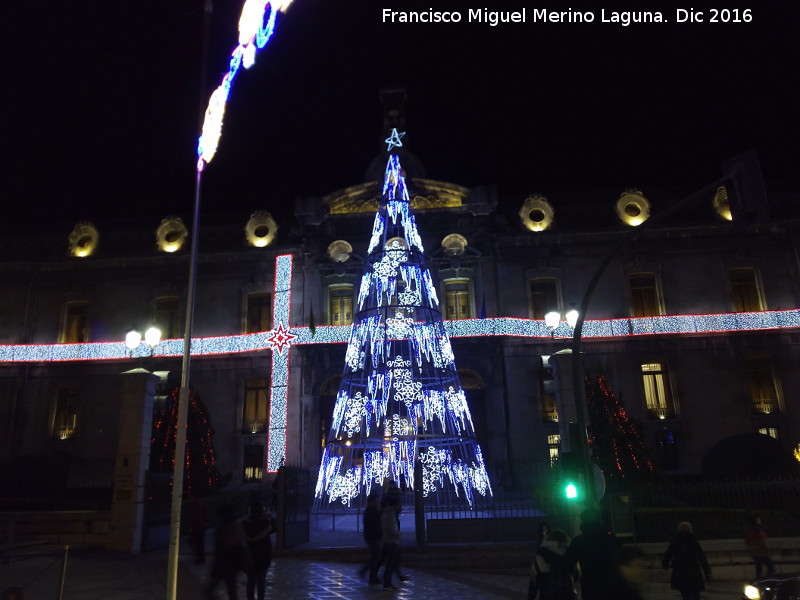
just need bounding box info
[385,128,405,151]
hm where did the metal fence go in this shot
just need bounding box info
[0,455,114,510]
[626,477,800,542]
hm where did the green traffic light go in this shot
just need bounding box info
[565,481,578,499]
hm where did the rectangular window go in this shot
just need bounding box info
[246,293,272,333]
[628,274,661,317]
[758,427,778,439]
[61,302,89,343]
[541,392,558,422]
[444,279,472,320]
[329,284,354,325]
[547,434,561,467]
[641,362,676,419]
[729,268,764,312]
[746,357,780,415]
[242,377,269,433]
[155,297,180,339]
[243,445,264,482]
[530,278,559,320]
[653,429,680,470]
[52,387,79,440]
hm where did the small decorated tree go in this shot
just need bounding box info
[150,387,220,495]
[585,372,658,485]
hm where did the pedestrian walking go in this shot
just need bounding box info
[745,515,776,580]
[528,522,551,599]
[662,521,711,600]
[189,493,208,564]
[242,502,276,600]
[381,496,402,590]
[358,493,383,584]
[532,529,577,600]
[605,546,648,600]
[537,508,620,600]
[206,504,247,600]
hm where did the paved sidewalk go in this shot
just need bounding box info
[2,545,745,600]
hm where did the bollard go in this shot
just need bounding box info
[56,545,69,600]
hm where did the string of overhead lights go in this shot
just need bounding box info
[2,309,799,364]
[196,0,294,171]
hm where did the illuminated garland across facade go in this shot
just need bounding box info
[3,310,799,364]
[196,0,294,172]
[3,263,800,472]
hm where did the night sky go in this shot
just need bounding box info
[2,1,798,229]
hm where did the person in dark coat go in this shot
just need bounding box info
[537,508,621,600]
[528,522,552,600]
[206,504,245,600]
[241,503,276,600]
[662,521,711,600]
[605,546,648,600]
[189,493,208,564]
[380,496,402,590]
[358,493,383,584]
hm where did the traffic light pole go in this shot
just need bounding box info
[567,165,755,508]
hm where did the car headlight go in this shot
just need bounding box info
[743,583,761,599]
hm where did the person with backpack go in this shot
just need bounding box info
[537,508,621,600]
[532,529,577,600]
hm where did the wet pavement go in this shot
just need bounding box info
[2,546,744,600]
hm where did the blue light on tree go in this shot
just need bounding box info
[315,132,493,506]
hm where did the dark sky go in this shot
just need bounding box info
[2,1,798,228]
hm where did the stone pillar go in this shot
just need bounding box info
[107,368,158,553]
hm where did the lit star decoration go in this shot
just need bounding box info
[196,0,294,172]
[266,322,296,354]
[384,128,405,151]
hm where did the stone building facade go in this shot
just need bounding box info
[1,145,799,507]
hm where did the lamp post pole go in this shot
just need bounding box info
[165,3,212,598]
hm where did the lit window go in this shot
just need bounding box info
[245,293,272,333]
[641,362,676,419]
[541,392,558,422]
[242,377,269,433]
[154,297,180,339]
[628,274,662,317]
[653,429,679,469]
[530,278,559,320]
[243,445,264,482]
[746,357,781,415]
[547,434,561,467]
[758,427,778,439]
[61,302,89,343]
[329,284,354,325]
[52,387,79,440]
[729,269,765,312]
[444,279,472,319]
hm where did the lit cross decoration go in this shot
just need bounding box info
[3,254,800,471]
[384,128,405,151]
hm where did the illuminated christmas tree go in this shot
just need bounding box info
[585,372,657,484]
[315,130,492,506]
[150,387,220,496]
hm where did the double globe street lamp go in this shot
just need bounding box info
[544,309,580,336]
[125,327,162,356]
